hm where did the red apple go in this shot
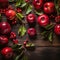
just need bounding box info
[1,47,13,59]
[10,32,16,39]
[26,14,35,24]
[54,24,60,35]
[16,8,22,13]
[37,14,49,27]
[13,39,18,44]
[27,28,36,37]
[44,2,55,14]
[5,10,16,20]
[0,22,11,34]
[0,36,8,45]
[55,15,60,23]
[33,0,43,10]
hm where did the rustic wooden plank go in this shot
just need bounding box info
[27,47,60,60]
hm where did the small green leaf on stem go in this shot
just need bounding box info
[12,44,22,49]
[21,3,27,8]
[48,32,53,42]
[26,4,32,14]
[26,43,35,47]
[54,0,60,15]
[18,25,26,37]
[45,24,54,30]
[16,13,24,21]
[15,0,22,7]
[35,10,43,15]
[15,51,24,60]
[15,55,21,60]
[15,0,27,8]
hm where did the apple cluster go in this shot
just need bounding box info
[26,0,60,37]
[0,0,60,59]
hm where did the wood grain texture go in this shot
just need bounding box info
[28,47,60,60]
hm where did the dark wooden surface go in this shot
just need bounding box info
[0,1,60,60]
[11,23,60,60]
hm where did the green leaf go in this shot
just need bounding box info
[41,31,49,39]
[18,25,26,37]
[16,13,24,21]
[26,4,32,14]
[15,0,22,7]
[12,44,24,54]
[15,51,24,60]
[15,55,20,60]
[21,3,27,8]
[18,46,23,50]
[26,43,35,48]
[48,32,53,42]
[31,44,35,47]
[15,0,27,8]
[21,0,27,8]
[12,44,22,49]
[12,44,18,49]
[45,24,54,30]
[35,10,43,15]
[54,0,60,15]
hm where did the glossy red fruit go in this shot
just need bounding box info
[11,18,17,25]
[55,16,60,23]
[23,38,28,45]
[27,28,36,37]
[37,14,49,27]
[1,47,13,59]
[12,20,17,25]
[10,32,16,39]
[44,2,55,14]
[25,0,29,2]
[0,36,8,45]
[16,8,22,13]
[54,24,60,35]
[0,22,11,34]
[13,39,18,44]
[26,14,35,24]
[5,10,16,20]
[0,9,7,14]
[23,41,27,45]
[33,0,43,9]
[0,0,8,8]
